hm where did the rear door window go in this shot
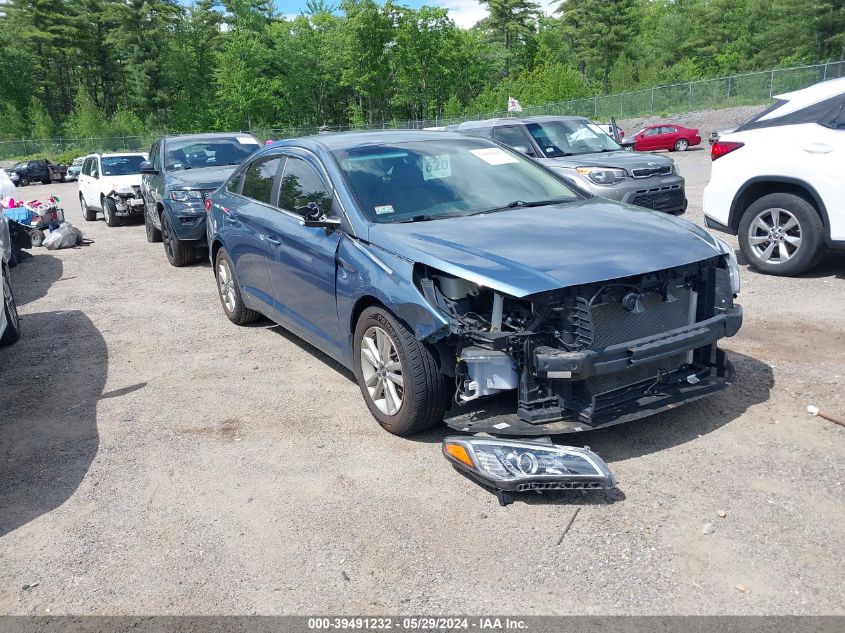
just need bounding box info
[492,126,533,150]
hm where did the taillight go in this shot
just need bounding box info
[711,141,744,161]
[203,195,212,212]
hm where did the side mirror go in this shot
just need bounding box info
[140,161,157,174]
[298,201,340,228]
[513,145,535,157]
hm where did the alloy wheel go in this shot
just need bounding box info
[217,259,236,313]
[360,326,404,416]
[747,207,802,265]
[676,139,688,151]
[162,215,174,258]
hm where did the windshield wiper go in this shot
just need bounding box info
[397,214,441,223]
[469,198,573,216]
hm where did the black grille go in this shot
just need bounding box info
[590,288,693,349]
[631,188,684,211]
[631,165,672,178]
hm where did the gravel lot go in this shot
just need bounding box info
[1,150,844,616]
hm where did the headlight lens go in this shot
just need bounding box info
[713,235,741,294]
[443,437,617,489]
[170,189,205,202]
[672,162,681,176]
[575,166,628,185]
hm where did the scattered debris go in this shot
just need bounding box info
[702,522,715,535]
[556,507,580,545]
[807,405,845,428]
[21,581,39,591]
[341,571,350,581]
[736,584,750,594]
[717,510,727,518]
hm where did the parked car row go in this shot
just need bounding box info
[7,159,67,186]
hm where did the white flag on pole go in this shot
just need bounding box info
[507,97,523,113]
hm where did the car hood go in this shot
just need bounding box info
[103,174,142,189]
[367,200,724,297]
[539,150,674,172]
[165,165,238,190]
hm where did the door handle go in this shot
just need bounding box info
[223,214,239,225]
[803,143,832,154]
[266,235,282,246]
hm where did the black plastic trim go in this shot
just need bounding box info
[533,306,743,381]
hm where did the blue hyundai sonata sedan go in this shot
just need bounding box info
[206,131,742,436]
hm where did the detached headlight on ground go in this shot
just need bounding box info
[443,436,617,505]
[713,235,741,294]
[170,189,204,202]
[575,166,628,185]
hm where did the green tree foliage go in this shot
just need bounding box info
[0,0,842,144]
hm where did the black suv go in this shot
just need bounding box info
[8,159,67,186]
[140,133,260,266]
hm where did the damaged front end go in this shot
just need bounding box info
[418,255,742,435]
[107,186,145,217]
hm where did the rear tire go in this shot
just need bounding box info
[215,248,260,325]
[30,230,45,247]
[161,212,195,267]
[1,263,21,346]
[81,195,97,222]
[103,197,121,227]
[738,193,824,276]
[353,306,446,436]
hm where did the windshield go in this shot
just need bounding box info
[164,137,259,171]
[526,119,622,157]
[72,157,85,166]
[12,162,25,170]
[101,155,146,176]
[332,137,579,224]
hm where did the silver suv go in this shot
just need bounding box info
[451,116,687,215]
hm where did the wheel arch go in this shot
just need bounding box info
[729,177,830,238]
[210,238,224,272]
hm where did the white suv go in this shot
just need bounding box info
[78,152,148,227]
[704,77,845,275]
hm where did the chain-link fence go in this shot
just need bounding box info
[2,60,843,161]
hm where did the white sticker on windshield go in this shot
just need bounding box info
[236,136,259,145]
[374,204,394,215]
[469,147,519,165]
[423,154,451,180]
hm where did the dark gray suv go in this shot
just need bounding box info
[140,133,260,266]
[452,116,687,215]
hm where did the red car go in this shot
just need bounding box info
[627,124,701,152]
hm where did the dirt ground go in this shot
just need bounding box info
[1,150,844,616]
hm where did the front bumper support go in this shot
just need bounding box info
[533,306,742,381]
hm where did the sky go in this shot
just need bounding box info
[274,0,559,29]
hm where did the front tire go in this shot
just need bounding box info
[674,138,689,151]
[145,205,162,242]
[215,248,259,325]
[1,264,21,346]
[161,213,195,267]
[81,195,96,222]
[30,230,45,247]
[738,193,824,276]
[353,306,446,436]
[19,176,29,187]
[103,197,121,227]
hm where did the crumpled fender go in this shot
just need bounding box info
[335,236,450,360]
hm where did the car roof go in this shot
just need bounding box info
[270,129,475,152]
[762,76,845,121]
[456,115,587,129]
[86,152,147,158]
[162,132,257,142]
